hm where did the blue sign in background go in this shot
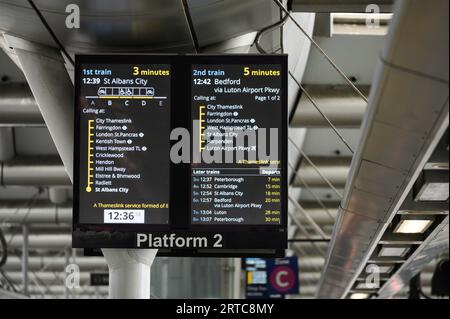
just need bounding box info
[266,257,299,295]
[244,257,299,298]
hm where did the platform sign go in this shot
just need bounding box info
[266,257,299,295]
[73,54,287,257]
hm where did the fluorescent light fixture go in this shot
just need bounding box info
[355,283,378,290]
[378,266,394,273]
[350,293,370,299]
[394,219,433,234]
[424,162,449,170]
[379,246,409,257]
[416,183,449,201]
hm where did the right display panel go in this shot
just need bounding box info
[190,62,284,227]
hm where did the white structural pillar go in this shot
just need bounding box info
[103,249,157,298]
[3,34,157,299]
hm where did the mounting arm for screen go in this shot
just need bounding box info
[2,34,157,299]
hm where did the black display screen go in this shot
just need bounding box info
[73,54,287,257]
[76,63,171,225]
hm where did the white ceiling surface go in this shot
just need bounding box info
[14,127,57,156]
[302,35,386,85]
[294,34,384,204]
[0,49,24,82]
[298,34,384,162]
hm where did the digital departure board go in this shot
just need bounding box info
[73,55,287,257]
[191,64,283,226]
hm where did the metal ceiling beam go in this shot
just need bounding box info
[0,156,70,186]
[0,83,43,127]
[25,285,109,295]
[3,256,107,271]
[291,0,394,13]
[5,234,71,249]
[291,85,369,128]
[6,271,90,286]
[0,203,71,224]
[317,0,449,299]
[295,203,338,224]
[292,156,351,188]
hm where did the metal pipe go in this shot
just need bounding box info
[292,156,351,188]
[49,187,68,205]
[0,83,44,127]
[291,86,369,128]
[1,157,70,186]
[3,256,107,271]
[295,206,338,224]
[288,141,345,198]
[288,74,356,154]
[0,202,71,224]
[7,271,90,285]
[5,234,71,249]
[25,285,109,295]
[298,257,325,269]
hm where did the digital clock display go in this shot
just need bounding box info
[104,210,145,224]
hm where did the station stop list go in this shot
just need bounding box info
[191,64,283,226]
[73,54,287,254]
[76,63,171,225]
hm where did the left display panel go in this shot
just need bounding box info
[74,60,171,227]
